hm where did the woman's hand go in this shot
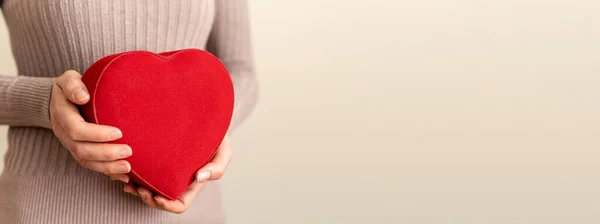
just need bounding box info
[123,135,233,214]
[50,70,132,183]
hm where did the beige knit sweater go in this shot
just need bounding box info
[0,0,258,223]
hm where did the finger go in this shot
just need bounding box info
[137,187,160,208]
[153,196,184,213]
[123,183,139,196]
[79,159,130,175]
[110,174,130,183]
[51,83,83,115]
[56,109,123,142]
[195,139,232,182]
[55,70,90,105]
[51,79,122,143]
[71,142,132,161]
[154,182,206,214]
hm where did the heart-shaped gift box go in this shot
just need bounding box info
[79,48,234,200]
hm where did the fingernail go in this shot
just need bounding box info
[197,171,211,182]
[112,175,128,183]
[154,196,164,205]
[126,189,137,196]
[119,146,132,158]
[137,189,145,198]
[74,89,89,101]
[118,163,130,173]
[109,130,123,140]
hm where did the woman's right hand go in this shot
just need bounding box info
[50,70,132,183]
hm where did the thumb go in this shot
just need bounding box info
[55,70,90,105]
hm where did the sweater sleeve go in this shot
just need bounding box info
[0,75,55,129]
[206,0,259,133]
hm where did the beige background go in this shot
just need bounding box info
[2,0,600,223]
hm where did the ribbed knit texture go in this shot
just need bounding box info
[0,0,258,223]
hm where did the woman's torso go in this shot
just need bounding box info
[0,0,225,223]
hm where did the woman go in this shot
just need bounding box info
[0,0,258,223]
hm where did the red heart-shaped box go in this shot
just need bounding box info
[79,49,234,200]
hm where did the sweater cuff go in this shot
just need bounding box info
[9,76,55,129]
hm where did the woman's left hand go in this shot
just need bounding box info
[122,135,232,214]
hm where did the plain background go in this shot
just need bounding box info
[2,0,600,223]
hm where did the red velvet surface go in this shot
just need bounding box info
[79,49,234,200]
